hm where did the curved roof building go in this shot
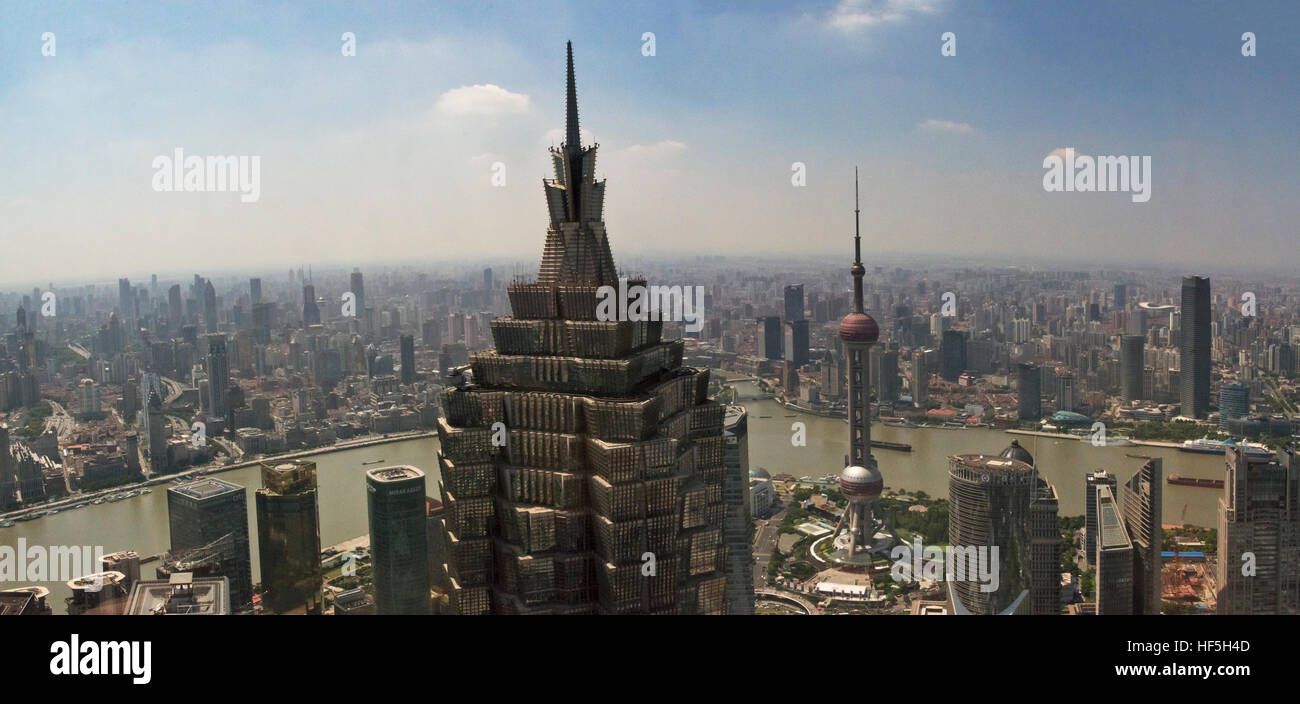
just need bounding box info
[947,454,1037,615]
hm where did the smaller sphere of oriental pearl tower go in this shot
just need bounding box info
[830,168,889,565]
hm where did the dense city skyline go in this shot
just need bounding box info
[4,5,1300,669]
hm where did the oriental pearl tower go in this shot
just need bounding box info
[829,169,894,565]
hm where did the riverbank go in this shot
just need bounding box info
[1,429,438,521]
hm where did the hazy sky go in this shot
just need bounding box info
[1,0,1296,287]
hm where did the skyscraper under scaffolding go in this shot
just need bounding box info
[436,42,728,614]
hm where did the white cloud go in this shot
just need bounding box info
[617,140,687,159]
[919,119,974,134]
[1045,147,1073,162]
[829,0,943,30]
[435,84,531,116]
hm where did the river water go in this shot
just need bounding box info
[3,376,1225,612]
[1,437,443,611]
[726,379,1222,529]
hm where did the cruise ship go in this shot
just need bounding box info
[1179,437,1273,457]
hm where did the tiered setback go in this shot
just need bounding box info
[438,358,729,614]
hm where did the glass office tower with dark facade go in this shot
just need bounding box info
[1179,275,1211,418]
[256,459,323,614]
[366,465,430,615]
[1123,458,1162,615]
[167,477,252,610]
[762,315,782,359]
[1120,334,1144,402]
[400,334,416,385]
[1017,362,1041,420]
[947,454,1036,615]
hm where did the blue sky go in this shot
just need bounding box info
[0,0,1296,285]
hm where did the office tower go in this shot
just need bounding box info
[1123,458,1162,615]
[400,334,415,385]
[1180,275,1211,418]
[1216,446,1300,614]
[912,350,928,407]
[1095,485,1134,615]
[722,405,755,614]
[447,313,465,343]
[829,170,888,567]
[118,277,134,330]
[947,453,1036,614]
[762,316,782,359]
[1113,283,1127,309]
[206,335,229,422]
[101,550,142,593]
[1085,470,1117,567]
[483,267,493,291]
[1031,477,1060,615]
[124,573,231,615]
[878,342,900,402]
[940,329,967,382]
[167,284,183,334]
[167,477,252,609]
[1219,383,1249,426]
[256,460,323,614]
[422,318,441,350]
[1120,334,1144,402]
[146,391,167,474]
[1054,369,1076,412]
[0,586,53,615]
[1000,440,1059,615]
[203,279,218,333]
[122,431,140,475]
[66,572,129,615]
[350,270,365,316]
[0,424,15,509]
[464,314,480,349]
[781,360,800,398]
[783,284,804,322]
[1017,362,1040,420]
[437,43,727,614]
[784,318,809,366]
[366,465,430,615]
[251,302,273,345]
[302,283,321,325]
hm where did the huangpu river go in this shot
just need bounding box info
[1,437,443,611]
[3,377,1225,612]
[724,377,1222,529]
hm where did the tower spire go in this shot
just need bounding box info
[566,40,580,154]
[854,166,862,265]
[850,167,866,314]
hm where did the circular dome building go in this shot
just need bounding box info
[999,439,1034,466]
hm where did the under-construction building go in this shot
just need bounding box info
[436,42,728,614]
